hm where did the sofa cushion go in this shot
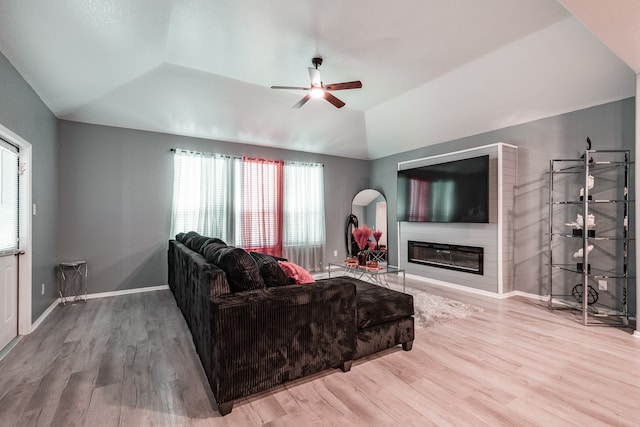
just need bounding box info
[249,252,290,287]
[277,261,315,285]
[214,247,266,292]
[354,281,414,329]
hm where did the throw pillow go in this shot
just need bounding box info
[203,242,229,264]
[198,237,226,254]
[249,252,290,287]
[188,235,211,252]
[175,232,187,243]
[277,261,315,285]
[182,231,201,248]
[215,247,266,292]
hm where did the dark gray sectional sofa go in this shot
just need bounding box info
[168,231,414,416]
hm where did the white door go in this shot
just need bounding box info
[0,255,17,349]
[0,140,19,351]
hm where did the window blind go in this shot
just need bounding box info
[0,140,18,252]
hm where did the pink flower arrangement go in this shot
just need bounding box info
[352,225,373,250]
[373,230,383,243]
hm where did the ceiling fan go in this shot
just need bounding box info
[271,57,362,109]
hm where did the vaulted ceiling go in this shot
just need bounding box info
[0,0,636,159]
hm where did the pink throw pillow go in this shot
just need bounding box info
[277,261,315,284]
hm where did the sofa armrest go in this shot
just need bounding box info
[209,277,357,404]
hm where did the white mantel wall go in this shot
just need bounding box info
[632,74,640,338]
[397,143,517,295]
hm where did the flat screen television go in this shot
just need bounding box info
[397,155,489,223]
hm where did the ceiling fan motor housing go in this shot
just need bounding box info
[271,56,360,109]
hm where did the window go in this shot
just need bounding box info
[171,150,325,271]
[0,140,18,253]
[171,151,241,243]
[239,157,283,257]
[282,163,325,271]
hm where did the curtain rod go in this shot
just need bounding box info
[171,148,324,167]
[170,148,241,159]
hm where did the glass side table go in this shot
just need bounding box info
[328,262,405,292]
[58,261,88,304]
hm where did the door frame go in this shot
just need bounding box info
[0,123,32,335]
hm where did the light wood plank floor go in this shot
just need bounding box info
[1,277,640,426]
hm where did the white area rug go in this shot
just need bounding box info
[410,290,483,329]
[384,282,483,329]
[316,272,482,329]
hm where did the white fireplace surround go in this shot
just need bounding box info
[397,142,517,295]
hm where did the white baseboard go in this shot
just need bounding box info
[513,291,549,302]
[0,335,22,363]
[405,273,564,303]
[82,284,169,300]
[406,274,515,299]
[633,330,640,339]
[30,298,59,332]
[29,285,170,334]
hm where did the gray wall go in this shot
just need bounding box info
[57,120,369,294]
[0,51,58,321]
[370,98,635,311]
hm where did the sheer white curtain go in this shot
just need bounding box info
[171,150,240,242]
[282,162,325,271]
[171,151,326,271]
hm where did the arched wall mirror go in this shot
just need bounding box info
[345,189,388,257]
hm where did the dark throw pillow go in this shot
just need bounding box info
[249,252,290,287]
[194,237,227,254]
[215,247,266,293]
[203,242,228,263]
[182,231,201,248]
[175,232,187,243]
[188,235,211,252]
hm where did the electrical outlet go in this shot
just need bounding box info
[41,283,45,295]
[333,250,338,257]
[598,280,608,291]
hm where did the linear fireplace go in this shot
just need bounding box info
[408,241,484,275]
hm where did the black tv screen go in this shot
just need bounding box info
[397,155,489,223]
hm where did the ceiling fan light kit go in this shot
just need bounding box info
[271,57,362,109]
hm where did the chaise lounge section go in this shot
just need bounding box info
[168,232,414,415]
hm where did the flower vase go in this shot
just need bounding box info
[357,251,366,266]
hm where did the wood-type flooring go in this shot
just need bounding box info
[1,277,639,426]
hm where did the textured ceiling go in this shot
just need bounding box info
[0,0,635,159]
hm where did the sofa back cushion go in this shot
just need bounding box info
[210,247,266,293]
[249,252,291,287]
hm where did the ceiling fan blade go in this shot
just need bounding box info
[324,81,362,91]
[293,93,312,109]
[324,92,345,108]
[308,67,321,87]
[271,85,310,90]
